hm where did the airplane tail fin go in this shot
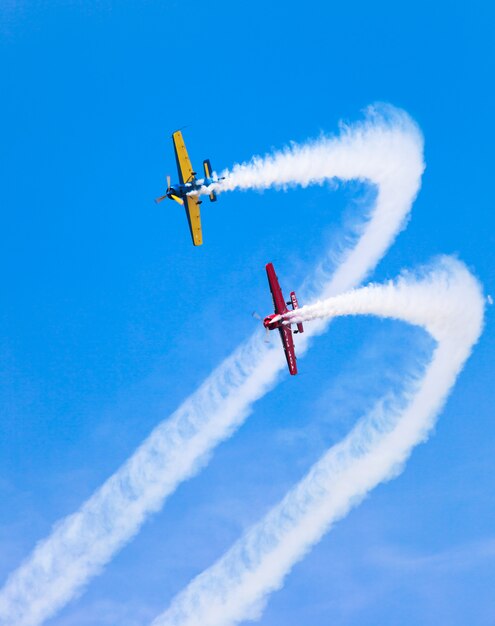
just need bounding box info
[289,291,304,334]
[203,159,217,202]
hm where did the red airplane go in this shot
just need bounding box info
[263,262,304,375]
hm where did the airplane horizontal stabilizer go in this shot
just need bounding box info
[203,159,217,202]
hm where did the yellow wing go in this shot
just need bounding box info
[172,131,194,184]
[184,195,203,246]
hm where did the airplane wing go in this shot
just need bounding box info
[266,263,288,315]
[278,325,297,375]
[172,130,194,184]
[184,195,203,246]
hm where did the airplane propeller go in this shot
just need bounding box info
[155,175,185,205]
[252,312,270,343]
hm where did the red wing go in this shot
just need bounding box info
[266,263,288,315]
[278,326,298,375]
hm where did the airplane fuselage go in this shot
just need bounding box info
[167,178,217,202]
[263,313,283,331]
[166,181,196,201]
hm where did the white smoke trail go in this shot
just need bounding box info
[150,257,485,626]
[209,105,424,301]
[0,107,424,626]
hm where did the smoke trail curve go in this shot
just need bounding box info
[150,257,485,626]
[0,107,424,626]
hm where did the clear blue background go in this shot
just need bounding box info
[1,1,494,625]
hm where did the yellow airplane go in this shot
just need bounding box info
[155,131,220,246]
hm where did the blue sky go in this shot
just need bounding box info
[1,1,494,625]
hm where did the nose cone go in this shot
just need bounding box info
[264,314,282,330]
